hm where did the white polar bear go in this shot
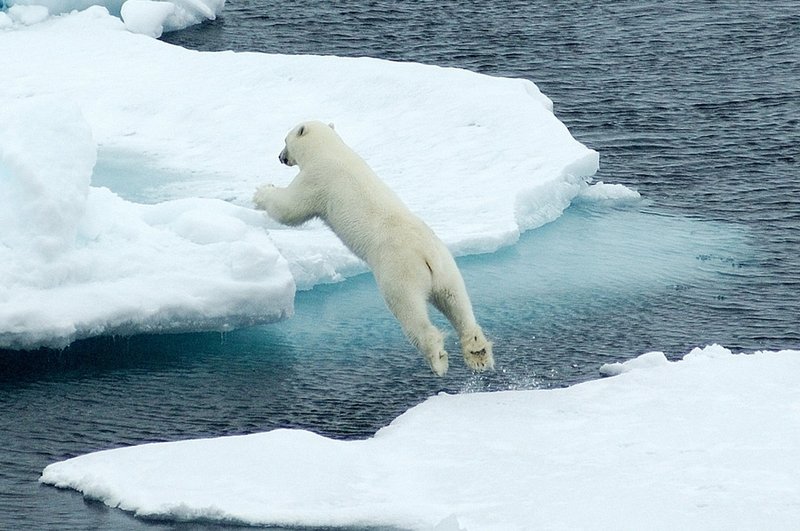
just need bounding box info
[253,121,493,376]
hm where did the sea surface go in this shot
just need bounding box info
[2,1,799,529]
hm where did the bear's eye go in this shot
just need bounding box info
[297,125,306,137]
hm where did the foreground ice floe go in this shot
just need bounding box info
[1,7,610,349]
[40,345,800,530]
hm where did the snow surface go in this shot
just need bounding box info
[1,7,607,349]
[40,345,800,530]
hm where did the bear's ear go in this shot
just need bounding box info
[328,122,335,130]
[297,125,306,137]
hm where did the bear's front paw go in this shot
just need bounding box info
[252,184,276,210]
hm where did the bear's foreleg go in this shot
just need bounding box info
[253,181,319,226]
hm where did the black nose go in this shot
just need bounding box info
[279,153,286,165]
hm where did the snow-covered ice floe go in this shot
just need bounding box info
[40,345,800,530]
[0,7,612,349]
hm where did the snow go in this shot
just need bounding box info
[40,345,800,529]
[0,7,607,349]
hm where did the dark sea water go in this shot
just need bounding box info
[2,1,799,529]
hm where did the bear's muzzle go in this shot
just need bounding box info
[278,148,289,166]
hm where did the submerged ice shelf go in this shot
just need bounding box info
[1,7,609,349]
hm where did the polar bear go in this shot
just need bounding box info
[253,121,493,376]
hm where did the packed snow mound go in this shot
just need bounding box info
[41,345,800,529]
[1,8,615,348]
[2,0,224,34]
[0,97,294,350]
[0,98,94,259]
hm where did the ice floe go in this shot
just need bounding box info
[41,345,800,529]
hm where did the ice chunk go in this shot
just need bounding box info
[120,0,175,38]
[5,3,49,25]
[41,346,800,529]
[683,343,734,361]
[120,0,225,36]
[576,180,642,203]
[3,0,224,32]
[5,0,126,17]
[599,350,670,376]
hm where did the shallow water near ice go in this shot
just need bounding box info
[2,1,799,529]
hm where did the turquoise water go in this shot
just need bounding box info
[2,1,798,529]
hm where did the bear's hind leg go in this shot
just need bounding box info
[379,281,449,376]
[432,284,494,373]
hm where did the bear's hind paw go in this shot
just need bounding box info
[463,345,495,373]
[427,349,449,377]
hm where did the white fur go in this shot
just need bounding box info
[254,121,493,376]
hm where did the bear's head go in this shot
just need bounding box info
[278,121,336,168]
